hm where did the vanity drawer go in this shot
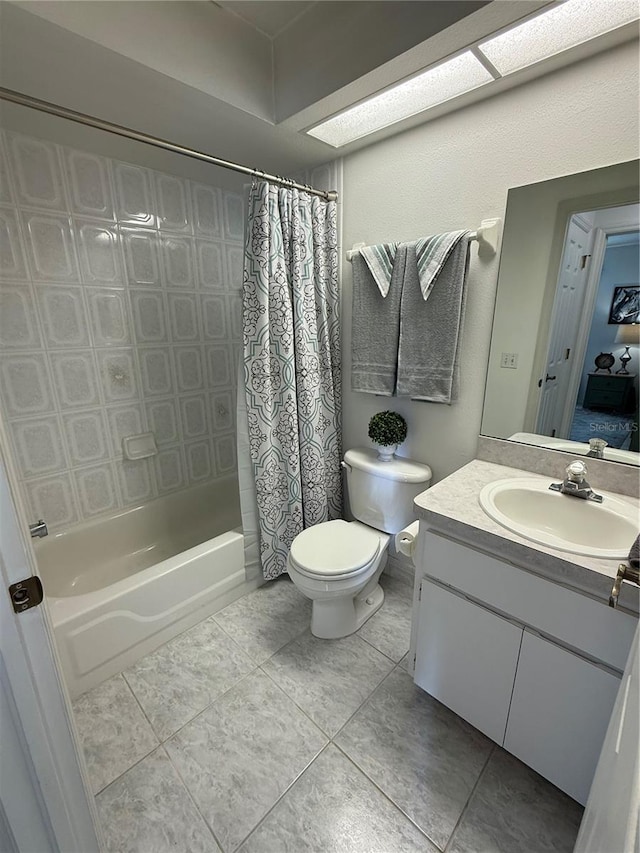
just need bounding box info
[419,530,637,672]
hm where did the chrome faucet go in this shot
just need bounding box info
[586,438,607,459]
[549,460,603,503]
[29,519,48,538]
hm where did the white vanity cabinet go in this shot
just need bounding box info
[412,529,638,806]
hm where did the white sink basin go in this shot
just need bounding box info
[479,478,639,559]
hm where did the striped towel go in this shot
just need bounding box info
[415,230,470,301]
[360,242,400,297]
[397,232,472,402]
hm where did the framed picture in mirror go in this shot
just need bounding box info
[608,285,640,325]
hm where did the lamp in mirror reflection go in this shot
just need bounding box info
[615,324,640,375]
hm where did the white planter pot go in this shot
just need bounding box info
[374,443,397,461]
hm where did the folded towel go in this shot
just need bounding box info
[360,242,399,297]
[415,230,470,301]
[396,232,471,403]
[629,534,640,569]
[351,244,406,395]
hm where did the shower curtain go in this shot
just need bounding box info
[241,181,341,580]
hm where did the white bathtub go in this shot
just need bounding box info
[36,476,259,698]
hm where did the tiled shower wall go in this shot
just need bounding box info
[0,130,243,531]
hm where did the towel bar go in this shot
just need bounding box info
[345,218,502,261]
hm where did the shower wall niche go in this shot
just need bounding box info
[0,130,244,531]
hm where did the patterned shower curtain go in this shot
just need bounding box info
[242,181,342,580]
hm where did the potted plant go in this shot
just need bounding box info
[368,411,407,461]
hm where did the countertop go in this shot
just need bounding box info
[414,459,640,614]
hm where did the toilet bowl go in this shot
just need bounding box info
[287,519,390,639]
[287,448,432,640]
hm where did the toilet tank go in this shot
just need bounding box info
[343,448,432,534]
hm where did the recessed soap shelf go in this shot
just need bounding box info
[122,432,158,461]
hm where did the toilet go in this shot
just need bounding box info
[287,448,432,639]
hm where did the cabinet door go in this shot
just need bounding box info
[504,629,620,806]
[414,579,522,744]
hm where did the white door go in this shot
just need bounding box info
[536,214,593,437]
[0,451,102,852]
[574,623,640,852]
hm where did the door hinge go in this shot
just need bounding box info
[9,576,44,614]
[418,580,423,602]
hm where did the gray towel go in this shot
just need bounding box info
[396,232,471,403]
[629,534,640,569]
[351,245,406,395]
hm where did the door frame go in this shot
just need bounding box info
[534,212,594,437]
[537,215,640,439]
[0,430,102,851]
[562,222,640,434]
[558,224,605,436]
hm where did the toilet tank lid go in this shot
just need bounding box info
[344,448,432,484]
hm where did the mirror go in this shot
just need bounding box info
[482,160,640,466]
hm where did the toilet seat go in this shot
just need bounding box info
[289,519,380,579]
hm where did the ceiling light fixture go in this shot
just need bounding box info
[307,51,494,148]
[478,0,640,76]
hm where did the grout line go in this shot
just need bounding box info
[156,667,258,746]
[442,744,495,853]
[120,669,160,735]
[356,629,408,665]
[330,741,440,851]
[230,742,332,852]
[257,664,331,739]
[329,656,402,741]
[93,742,163,797]
[161,743,227,853]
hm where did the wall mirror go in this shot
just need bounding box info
[481,159,640,466]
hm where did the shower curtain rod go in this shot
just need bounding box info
[0,86,338,202]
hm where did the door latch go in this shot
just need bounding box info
[9,576,44,613]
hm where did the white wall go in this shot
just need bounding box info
[340,40,640,484]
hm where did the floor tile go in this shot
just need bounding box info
[262,630,394,736]
[123,617,256,740]
[165,669,327,852]
[335,667,492,850]
[448,748,583,853]
[239,744,436,853]
[72,674,159,794]
[96,747,220,853]
[213,576,311,665]
[398,652,411,673]
[357,568,414,661]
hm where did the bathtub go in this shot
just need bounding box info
[36,476,259,698]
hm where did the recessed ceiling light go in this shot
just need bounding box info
[478,0,640,76]
[307,51,494,148]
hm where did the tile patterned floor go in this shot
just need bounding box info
[73,570,583,853]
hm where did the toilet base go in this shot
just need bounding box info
[310,582,385,640]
